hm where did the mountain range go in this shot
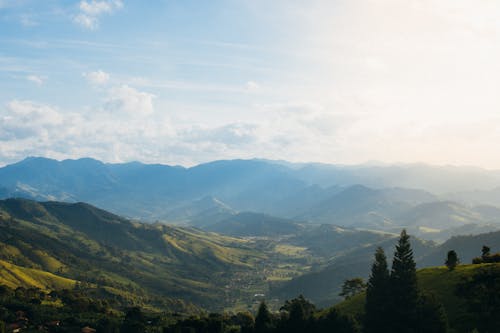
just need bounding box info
[2,157,500,241]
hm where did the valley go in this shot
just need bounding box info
[1,157,500,332]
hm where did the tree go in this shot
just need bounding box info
[416,293,449,333]
[279,295,316,333]
[388,229,418,333]
[456,265,500,332]
[235,312,254,333]
[317,308,360,333]
[445,250,459,271]
[364,247,390,333]
[255,301,273,333]
[482,245,491,259]
[339,278,366,300]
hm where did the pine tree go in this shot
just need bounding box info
[388,229,418,333]
[364,247,390,333]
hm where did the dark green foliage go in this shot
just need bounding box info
[255,302,274,333]
[339,278,366,300]
[278,295,316,333]
[388,229,418,333]
[456,265,500,332]
[445,250,459,271]
[472,246,500,264]
[0,320,4,333]
[364,247,390,333]
[416,293,448,333]
[121,307,146,333]
[316,308,360,333]
[234,312,254,333]
[97,317,120,333]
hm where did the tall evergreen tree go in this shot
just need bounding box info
[388,229,418,333]
[364,247,390,333]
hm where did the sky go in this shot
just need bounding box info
[1,0,500,168]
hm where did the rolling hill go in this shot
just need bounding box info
[335,263,500,333]
[0,198,268,311]
[271,235,436,306]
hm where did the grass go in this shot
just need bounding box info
[0,259,76,290]
[274,244,308,257]
[335,263,500,331]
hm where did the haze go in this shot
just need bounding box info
[1,0,499,168]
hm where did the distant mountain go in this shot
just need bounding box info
[296,185,436,228]
[162,196,236,226]
[293,162,500,194]
[448,187,500,207]
[205,212,303,237]
[400,201,483,229]
[2,157,500,237]
[0,157,306,220]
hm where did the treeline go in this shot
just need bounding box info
[0,283,358,333]
[472,245,500,264]
[165,297,358,333]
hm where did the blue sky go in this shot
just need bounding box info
[1,1,500,168]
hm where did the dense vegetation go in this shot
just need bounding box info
[1,197,500,332]
[0,198,407,309]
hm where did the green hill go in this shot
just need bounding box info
[335,263,500,333]
[0,198,267,311]
[0,259,76,290]
[272,236,434,307]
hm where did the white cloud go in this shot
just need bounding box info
[83,70,110,85]
[74,14,99,30]
[79,0,123,15]
[74,0,123,30]
[0,95,175,164]
[26,75,44,86]
[104,85,156,116]
[0,100,64,140]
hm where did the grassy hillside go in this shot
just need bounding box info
[0,198,269,311]
[335,263,500,332]
[272,236,434,307]
[0,259,76,290]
